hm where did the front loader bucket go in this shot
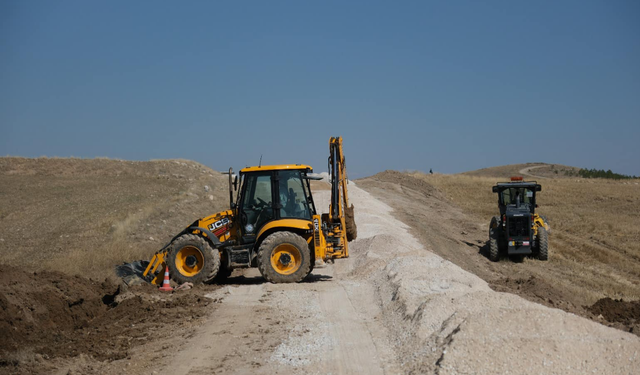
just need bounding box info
[115,260,152,286]
[142,252,167,285]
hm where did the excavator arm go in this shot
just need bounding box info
[312,137,357,263]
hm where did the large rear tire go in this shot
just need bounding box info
[489,232,500,262]
[167,234,220,284]
[537,227,549,261]
[257,232,312,283]
[488,217,501,262]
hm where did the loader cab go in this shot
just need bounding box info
[493,180,542,216]
[236,165,317,243]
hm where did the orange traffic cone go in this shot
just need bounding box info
[158,266,173,292]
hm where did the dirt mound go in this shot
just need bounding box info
[0,268,113,356]
[588,298,640,328]
[367,170,442,198]
[490,275,581,314]
[0,267,216,372]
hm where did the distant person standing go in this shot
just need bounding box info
[429,168,433,174]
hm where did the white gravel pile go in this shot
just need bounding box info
[346,183,640,374]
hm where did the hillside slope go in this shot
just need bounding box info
[461,162,581,179]
[0,157,229,279]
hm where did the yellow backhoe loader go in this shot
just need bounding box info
[143,137,357,284]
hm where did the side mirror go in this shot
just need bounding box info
[233,175,238,190]
[492,186,499,193]
[536,184,542,192]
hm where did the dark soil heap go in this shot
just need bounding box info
[588,298,640,333]
[0,267,213,368]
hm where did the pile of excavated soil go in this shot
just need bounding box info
[0,267,216,373]
[491,275,584,314]
[0,268,115,357]
[588,298,640,333]
[367,170,442,198]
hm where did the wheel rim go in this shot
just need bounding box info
[270,243,302,275]
[175,246,204,277]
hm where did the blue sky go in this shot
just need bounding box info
[1,1,639,177]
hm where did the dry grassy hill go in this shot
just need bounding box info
[461,162,581,179]
[0,157,230,279]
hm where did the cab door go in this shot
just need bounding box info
[238,172,275,242]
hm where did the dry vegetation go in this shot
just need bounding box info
[0,157,229,279]
[410,171,640,302]
[461,162,581,179]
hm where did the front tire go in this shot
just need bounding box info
[167,234,220,284]
[257,232,312,283]
[537,227,549,261]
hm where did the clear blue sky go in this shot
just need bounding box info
[1,1,639,177]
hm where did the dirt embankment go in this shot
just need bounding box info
[0,157,229,279]
[0,268,219,374]
[357,171,640,336]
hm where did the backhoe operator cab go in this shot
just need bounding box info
[236,165,316,245]
[488,177,549,262]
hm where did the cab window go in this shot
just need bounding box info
[501,187,534,205]
[278,170,312,220]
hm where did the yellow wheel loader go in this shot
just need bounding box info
[143,137,357,284]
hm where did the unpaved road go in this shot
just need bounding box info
[154,188,400,375]
[519,165,548,179]
[150,182,638,374]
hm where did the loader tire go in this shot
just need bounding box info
[537,227,549,261]
[167,234,220,285]
[489,229,500,262]
[257,232,312,283]
[345,204,358,242]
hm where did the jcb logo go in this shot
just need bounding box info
[209,218,230,231]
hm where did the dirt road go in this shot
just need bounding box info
[155,189,399,375]
[519,165,548,179]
